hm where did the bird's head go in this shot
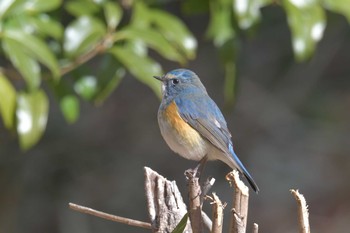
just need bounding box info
[154,69,207,99]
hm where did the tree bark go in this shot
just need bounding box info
[144,167,191,232]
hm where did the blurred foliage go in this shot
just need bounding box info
[0,0,350,150]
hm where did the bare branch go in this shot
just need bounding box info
[185,170,203,233]
[226,170,249,233]
[69,203,151,229]
[290,189,310,233]
[60,33,115,76]
[60,43,105,76]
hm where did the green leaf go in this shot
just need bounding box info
[171,213,188,233]
[64,16,106,58]
[4,0,61,16]
[23,0,62,13]
[149,10,197,60]
[224,62,236,108]
[3,14,34,32]
[94,73,123,105]
[16,90,49,150]
[207,0,235,46]
[3,29,60,79]
[31,14,64,40]
[181,0,210,15]
[116,27,185,63]
[322,0,350,23]
[218,40,237,108]
[131,1,151,28]
[74,75,98,101]
[60,95,79,124]
[0,74,16,129]
[233,0,271,29]
[123,39,148,57]
[2,37,41,90]
[104,1,122,30]
[21,0,61,13]
[0,0,18,19]
[109,46,162,98]
[93,55,125,105]
[65,0,100,17]
[284,0,326,61]
[4,14,63,40]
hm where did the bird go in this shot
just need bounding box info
[154,68,259,193]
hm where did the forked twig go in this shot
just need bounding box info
[207,193,224,233]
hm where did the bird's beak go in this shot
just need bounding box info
[154,75,165,96]
[153,75,163,82]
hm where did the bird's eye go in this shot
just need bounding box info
[172,78,179,85]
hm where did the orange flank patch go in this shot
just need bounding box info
[163,101,202,146]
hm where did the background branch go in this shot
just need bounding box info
[60,32,116,76]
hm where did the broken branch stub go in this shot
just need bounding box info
[226,170,250,233]
[144,167,191,233]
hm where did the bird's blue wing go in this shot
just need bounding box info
[175,93,260,193]
[174,94,232,155]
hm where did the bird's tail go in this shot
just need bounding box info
[242,169,259,193]
[228,145,259,193]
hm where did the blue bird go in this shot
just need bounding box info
[154,69,259,193]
